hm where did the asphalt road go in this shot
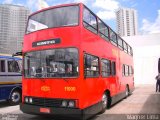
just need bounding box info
[0,85,160,120]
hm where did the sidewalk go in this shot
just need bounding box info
[104,84,160,114]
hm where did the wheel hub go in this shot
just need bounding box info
[102,94,107,108]
[11,92,20,103]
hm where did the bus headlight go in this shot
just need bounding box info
[25,97,28,103]
[61,100,67,107]
[68,101,75,107]
[29,98,33,103]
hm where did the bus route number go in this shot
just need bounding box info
[64,86,76,92]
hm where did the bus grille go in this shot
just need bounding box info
[30,97,62,107]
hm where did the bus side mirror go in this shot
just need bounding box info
[12,52,22,57]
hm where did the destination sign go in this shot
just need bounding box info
[32,38,60,47]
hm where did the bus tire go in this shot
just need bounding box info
[100,93,108,113]
[9,90,22,105]
[125,85,130,98]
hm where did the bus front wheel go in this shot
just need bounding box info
[9,90,22,105]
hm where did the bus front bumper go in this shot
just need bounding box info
[20,103,82,117]
[20,102,103,119]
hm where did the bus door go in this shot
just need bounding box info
[84,53,100,104]
[101,60,118,96]
[110,61,119,96]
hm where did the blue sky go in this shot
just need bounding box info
[0,0,160,34]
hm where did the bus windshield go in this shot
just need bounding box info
[26,5,79,34]
[24,48,79,78]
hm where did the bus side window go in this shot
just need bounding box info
[85,54,91,68]
[125,65,129,76]
[117,37,123,50]
[0,60,6,72]
[98,19,109,41]
[101,59,111,77]
[129,66,134,75]
[128,46,131,55]
[123,42,128,53]
[8,61,20,73]
[83,7,98,34]
[110,29,117,46]
[84,54,99,77]
[122,64,125,76]
[111,61,116,76]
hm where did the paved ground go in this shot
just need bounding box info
[105,85,160,114]
[0,85,160,120]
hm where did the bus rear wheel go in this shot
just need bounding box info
[9,90,21,105]
[100,93,108,113]
[125,85,130,98]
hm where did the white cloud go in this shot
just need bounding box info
[27,0,49,11]
[54,0,89,5]
[92,0,120,20]
[141,10,160,34]
[27,0,37,11]
[38,0,49,10]
[97,10,115,20]
[74,0,88,3]
[93,0,119,11]
[3,0,13,4]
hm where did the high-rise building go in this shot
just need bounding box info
[0,4,30,54]
[116,8,138,37]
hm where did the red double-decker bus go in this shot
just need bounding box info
[20,3,134,120]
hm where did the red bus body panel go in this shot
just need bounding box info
[22,3,134,111]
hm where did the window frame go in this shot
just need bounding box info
[98,18,109,41]
[109,28,118,46]
[24,47,79,78]
[130,47,133,56]
[122,64,125,76]
[128,45,132,55]
[84,53,100,78]
[111,61,116,76]
[129,66,133,76]
[117,36,124,50]
[7,60,21,73]
[125,65,129,76]
[0,59,6,73]
[123,41,128,53]
[26,5,80,34]
[83,6,98,34]
[101,59,111,77]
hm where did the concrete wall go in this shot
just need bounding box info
[123,33,160,85]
